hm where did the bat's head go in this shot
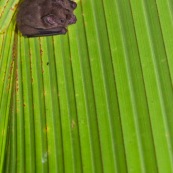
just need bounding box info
[17,0,77,37]
[42,3,77,28]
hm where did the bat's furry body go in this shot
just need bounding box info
[17,0,77,37]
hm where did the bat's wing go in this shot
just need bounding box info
[19,24,67,37]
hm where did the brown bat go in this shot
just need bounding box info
[17,0,77,37]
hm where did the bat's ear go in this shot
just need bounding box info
[42,14,66,26]
[42,14,57,25]
[68,14,77,24]
[70,1,77,9]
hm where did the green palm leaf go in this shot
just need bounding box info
[0,0,173,172]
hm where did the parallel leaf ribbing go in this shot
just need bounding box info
[0,0,173,172]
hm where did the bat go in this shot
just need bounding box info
[17,0,77,37]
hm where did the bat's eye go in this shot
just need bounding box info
[42,14,56,25]
[60,19,65,23]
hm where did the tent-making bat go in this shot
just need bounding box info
[17,0,77,37]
